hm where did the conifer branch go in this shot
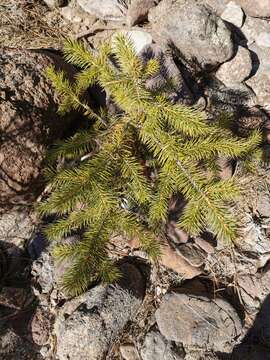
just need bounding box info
[39,35,262,295]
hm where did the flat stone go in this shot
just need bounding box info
[155,292,241,353]
[160,242,202,279]
[221,1,244,27]
[216,46,252,86]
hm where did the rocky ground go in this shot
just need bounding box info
[1,0,270,359]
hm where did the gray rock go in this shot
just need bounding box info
[205,82,256,115]
[256,32,270,48]
[241,16,270,46]
[216,46,252,86]
[241,43,270,110]
[31,236,81,302]
[112,30,153,54]
[77,0,128,21]
[246,65,270,111]
[203,0,228,15]
[221,1,244,27]
[149,0,234,70]
[126,0,155,26]
[238,219,270,255]
[31,249,55,296]
[0,328,41,360]
[0,209,37,249]
[141,44,195,105]
[234,0,270,18]
[155,292,242,353]
[54,263,145,360]
[140,331,184,360]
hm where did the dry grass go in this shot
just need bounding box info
[0,0,71,49]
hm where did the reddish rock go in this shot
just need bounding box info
[0,48,75,210]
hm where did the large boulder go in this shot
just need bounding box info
[149,0,234,70]
[0,48,75,210]
[54,262,145,360]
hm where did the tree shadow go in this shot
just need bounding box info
[217,293,270,360]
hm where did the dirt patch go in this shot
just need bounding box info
[0,0,71,49]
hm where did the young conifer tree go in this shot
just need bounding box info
[38,35,261,296]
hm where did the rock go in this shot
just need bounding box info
[246,66,270,111]
[140,331,185,360]
[0,328,41,360]
[216,157,234,179]
[160,242,202,279]
[54,262,145,360]
[241,16,270,47]
[221,1,244,28]
[194,237,215,254]
[141,44,195,105]
[30,306,52,346]
[216,46,252,86]
[0,48,75,209]
[203,0,227,15]
[43,0,68,7]
[236,107,268,134]
[120,344,140,360]
[167,222,189,244]
[126,0,155,26]
[60,5,84,23]
[77,0,128,21]
[236,211,270,256]
[177,243,205,267]
[31,248,55,296]
[155,292,242,352]
[0,209,37,248]
[234,0,270,18]
[113,30,153,54]
[256,32,270,48]
[149,0,234,70]
[255,193,270,217]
